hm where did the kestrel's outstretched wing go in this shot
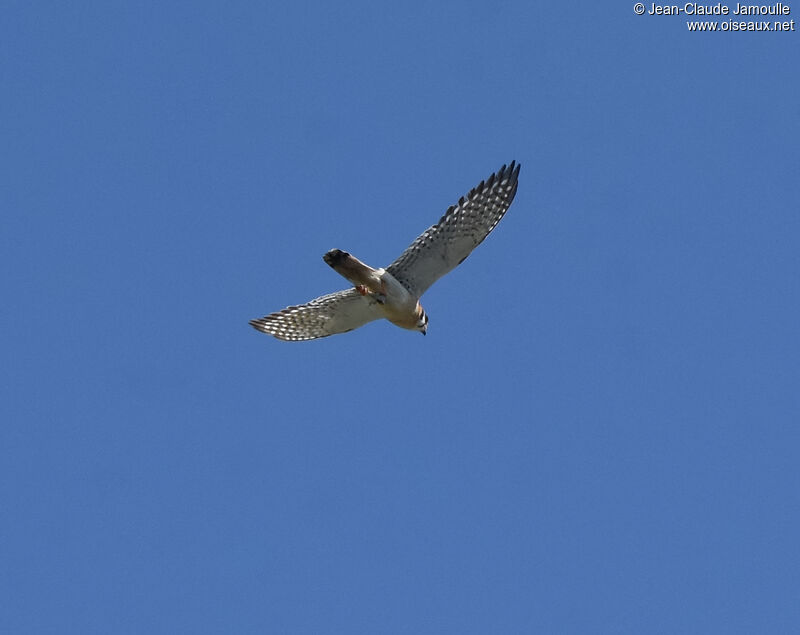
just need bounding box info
[249,288,383,341]
[386,161,520,298]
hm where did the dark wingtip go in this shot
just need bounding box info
[468,161,521,199]
[499,161,521,196]
[504,160,520,178]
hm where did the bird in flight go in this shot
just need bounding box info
[250,161,521,341]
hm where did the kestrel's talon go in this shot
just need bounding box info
[355,284,368,296]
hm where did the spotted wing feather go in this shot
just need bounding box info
[249,288,382,341]
[386,161,520,297]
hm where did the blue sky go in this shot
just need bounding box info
[2,2,798,633]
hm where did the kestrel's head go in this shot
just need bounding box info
[416,304,428,336]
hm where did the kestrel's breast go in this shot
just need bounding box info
[377,270,421,330]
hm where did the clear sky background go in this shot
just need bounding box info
[2,2,798,633]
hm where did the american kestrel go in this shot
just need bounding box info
[250,161,520,341]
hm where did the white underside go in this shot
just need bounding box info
[374,269,419,329]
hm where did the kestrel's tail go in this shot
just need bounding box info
[323,249,382,293]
